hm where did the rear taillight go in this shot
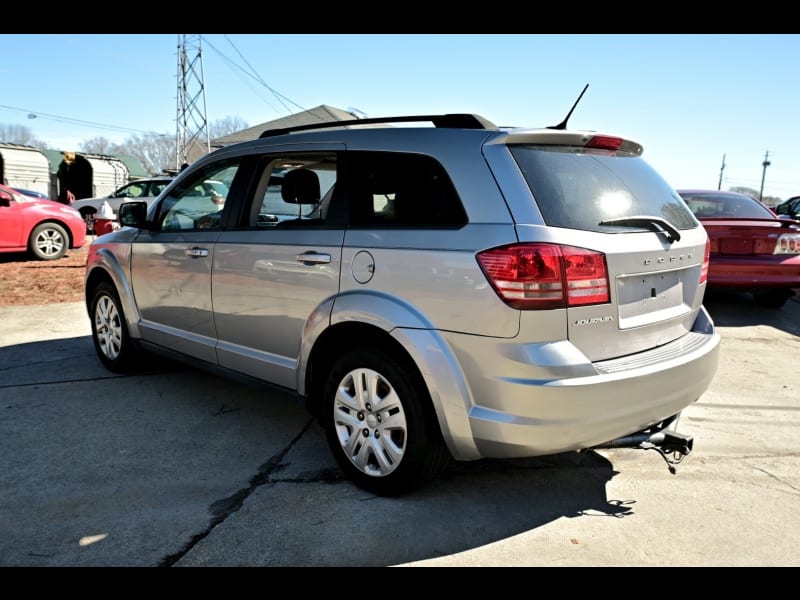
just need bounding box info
[476,243,609,309]
[776,232,800,254]
[700,238,710,284]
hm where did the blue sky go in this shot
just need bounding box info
[1,33,798,200]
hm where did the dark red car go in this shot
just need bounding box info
[677,189,800,308]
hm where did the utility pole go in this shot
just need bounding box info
[718,153,726,190]
[176,34,210,171]
[759,150,771,202]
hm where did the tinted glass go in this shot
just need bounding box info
[346,151,466,228]
[510,146,698,232]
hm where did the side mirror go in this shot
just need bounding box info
[119,201,149,228]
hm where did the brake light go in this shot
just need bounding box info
[776,233,800,254]
[585,135,623,151]
[700,238,710,284]
[476,243,609,309]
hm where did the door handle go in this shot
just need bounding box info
[296,251,331,264]
[185,247,209,258]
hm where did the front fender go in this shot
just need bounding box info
[85,234,142,339]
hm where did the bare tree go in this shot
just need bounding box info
[209,116,249,139]
[729,185,785,208]
[3,117,249,176]
[0,123,49,149]
[78,137,122,156]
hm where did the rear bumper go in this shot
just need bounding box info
[435,306,721,461]
[708,254,800,289]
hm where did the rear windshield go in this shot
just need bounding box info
[678,191,777,219]
[509,145,698,232]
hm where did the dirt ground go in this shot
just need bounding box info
[1,238,798,310]
[0,240,90,307]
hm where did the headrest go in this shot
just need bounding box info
[281,168,320,205]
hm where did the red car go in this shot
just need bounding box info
[677,189,800,308]
[0,183,87,261]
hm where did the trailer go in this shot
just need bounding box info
[0,143,51,198]
[56,151,129,203]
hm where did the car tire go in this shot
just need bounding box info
[753,289,792,309]
[89,281,142,372]
[28,222,69,260]
[320,347,451,497]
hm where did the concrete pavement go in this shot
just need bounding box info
[1,294,798,566]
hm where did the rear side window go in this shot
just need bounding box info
[245,153,338,228]
[345,151,466,228]
[510,146,698,232]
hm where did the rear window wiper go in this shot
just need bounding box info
[599,216,681,243]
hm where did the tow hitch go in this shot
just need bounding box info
[591,416,693,474]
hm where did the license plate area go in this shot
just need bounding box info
[617,270,688,328]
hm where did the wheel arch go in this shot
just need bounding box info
[85,247,143,339]
[304,320,480,461]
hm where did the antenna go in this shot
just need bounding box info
[548,84,589,130]
[176,34,211,170]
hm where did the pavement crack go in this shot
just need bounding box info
[157,417,317,567]
[750,465,800,494]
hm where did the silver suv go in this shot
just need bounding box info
[85,112,720,496]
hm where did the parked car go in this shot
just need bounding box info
[774,195,800,221]
[677,189,800,308]
[0,183,87,260]
[85,111,720,496]
[71,176,174,232]
[10,187,50,200]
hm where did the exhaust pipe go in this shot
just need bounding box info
[591,419,693,474]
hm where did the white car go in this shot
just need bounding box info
[72,177,173,232]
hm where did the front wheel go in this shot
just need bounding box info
[320,347,451,496]
[29,222,68,260]
[89,281,142,372]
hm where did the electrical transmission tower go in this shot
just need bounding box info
[175,34,210,170]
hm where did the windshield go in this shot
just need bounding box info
[509,145,698,232]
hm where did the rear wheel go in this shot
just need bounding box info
[753,289,792,309]
[28,222,68,260]
[89,281,142,372]
[320,347,451,496]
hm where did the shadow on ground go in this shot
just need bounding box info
[1,335,632,567]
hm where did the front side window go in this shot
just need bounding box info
[510,146,698,232]
[157,162,238,231]
[116,182,148,198]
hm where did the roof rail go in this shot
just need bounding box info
[258,113,497,138]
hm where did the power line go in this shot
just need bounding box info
[200,35,315,119]
[0,103,168,137]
